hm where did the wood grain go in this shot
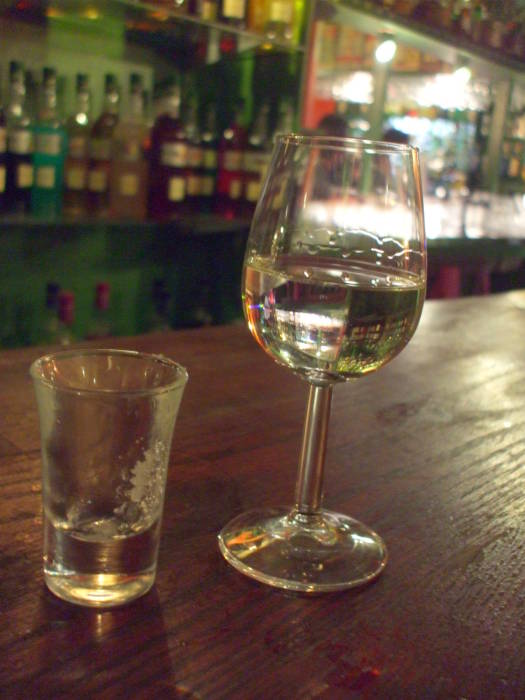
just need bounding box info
[1,293,525,699]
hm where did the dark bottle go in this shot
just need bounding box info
[5,61,33,214]
[149,84,188,221]
[63,74,91,218]
[149,279,172,332]
[31,67,67,219]
[40,281,61,344]
[109,73,149,220]
[184,99,203,211]
[56,290,75,346]
[219,0,247,27]
[86,282,112,339]
[200,106,218,209]
[0,101,6,212]
[243,103,270,216]
[88,74,120,218]
[215,101,247,218]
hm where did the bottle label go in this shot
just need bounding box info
[0,127,6,154]
[88,169,108,192]
[9,129,33,155]
[187,174,201,196]
[36,166,56,189]
[246,180,262,202]
[66,165,86,190]
[90,138,111,160]
[223,0,245,19]
[168,176,186,202]
[203,148,217,170]
[68,136,87,159]
[36,133,62,156]
[201,175,215,196]
[223,150,243,171]
[187,145,204,168]
[269,0,293,23]
[17,163,33,188]
[0,165,5,193]
[119,173,139,197]
[229,178,243,199]
[161,142,187,168]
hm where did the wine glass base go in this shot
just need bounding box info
[218,507,387,593]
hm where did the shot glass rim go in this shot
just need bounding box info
[29,348,188,397]
[273,132,418,156]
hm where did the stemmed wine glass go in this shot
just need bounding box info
[218,134,426,593]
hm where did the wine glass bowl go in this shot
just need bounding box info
[219,134,426,593]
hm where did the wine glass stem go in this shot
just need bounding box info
[294,384,333,515]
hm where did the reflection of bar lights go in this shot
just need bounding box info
[375,37,397,64]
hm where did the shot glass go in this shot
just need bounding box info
[30,348,188,608]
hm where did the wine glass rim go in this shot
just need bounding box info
[275,132,418,154]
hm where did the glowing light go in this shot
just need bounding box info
[453,66,472,84]
[375,39,397,64]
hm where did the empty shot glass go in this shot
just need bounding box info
[30,349,188,608]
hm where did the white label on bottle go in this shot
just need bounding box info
[36,133,62,156]
[0,127,6,154]
[187,174,201,196]
[90,138,111,160]
[246,180,261,202]
[119,173,139,197]
[88,169,108,192]
[17,163,33,188]
[0,166,5,193]
[223,0,245,19]
[9,129,33,155]
[203,149,217,170]
[269,0,293,22]
[68,136,87,159]
[229,178,242,199]
[187,145,203,168]
[66,166,86,190]
[201,175,215,196]
[223,150,243,171]
[168,176,185,202]
[161,142,187,168]
[36,166,56,189]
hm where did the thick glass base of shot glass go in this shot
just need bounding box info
[218,507,387,593]
[44,569,155,608]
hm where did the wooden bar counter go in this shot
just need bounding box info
[1,292,525,699]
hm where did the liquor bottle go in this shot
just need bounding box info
[0,101,6,212]
[219,0,247,27]
[185,99,203,211]
[40,281,61,344]
[272,97,295,141]
[31,67,67,219]
[86,282,112,339]
[215,101,247,218]
[63,74,91,218]
[56,290,75,346]
[149,279,172,331]
[200,106,218,209]
[243,103,270,216]
[265,0,294,42]
[148,83,188,221]
[197,0,218,20]
[247,0,268,32]
[109,74,149,220]
[5,61,33,214]
[88,73,120,218]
